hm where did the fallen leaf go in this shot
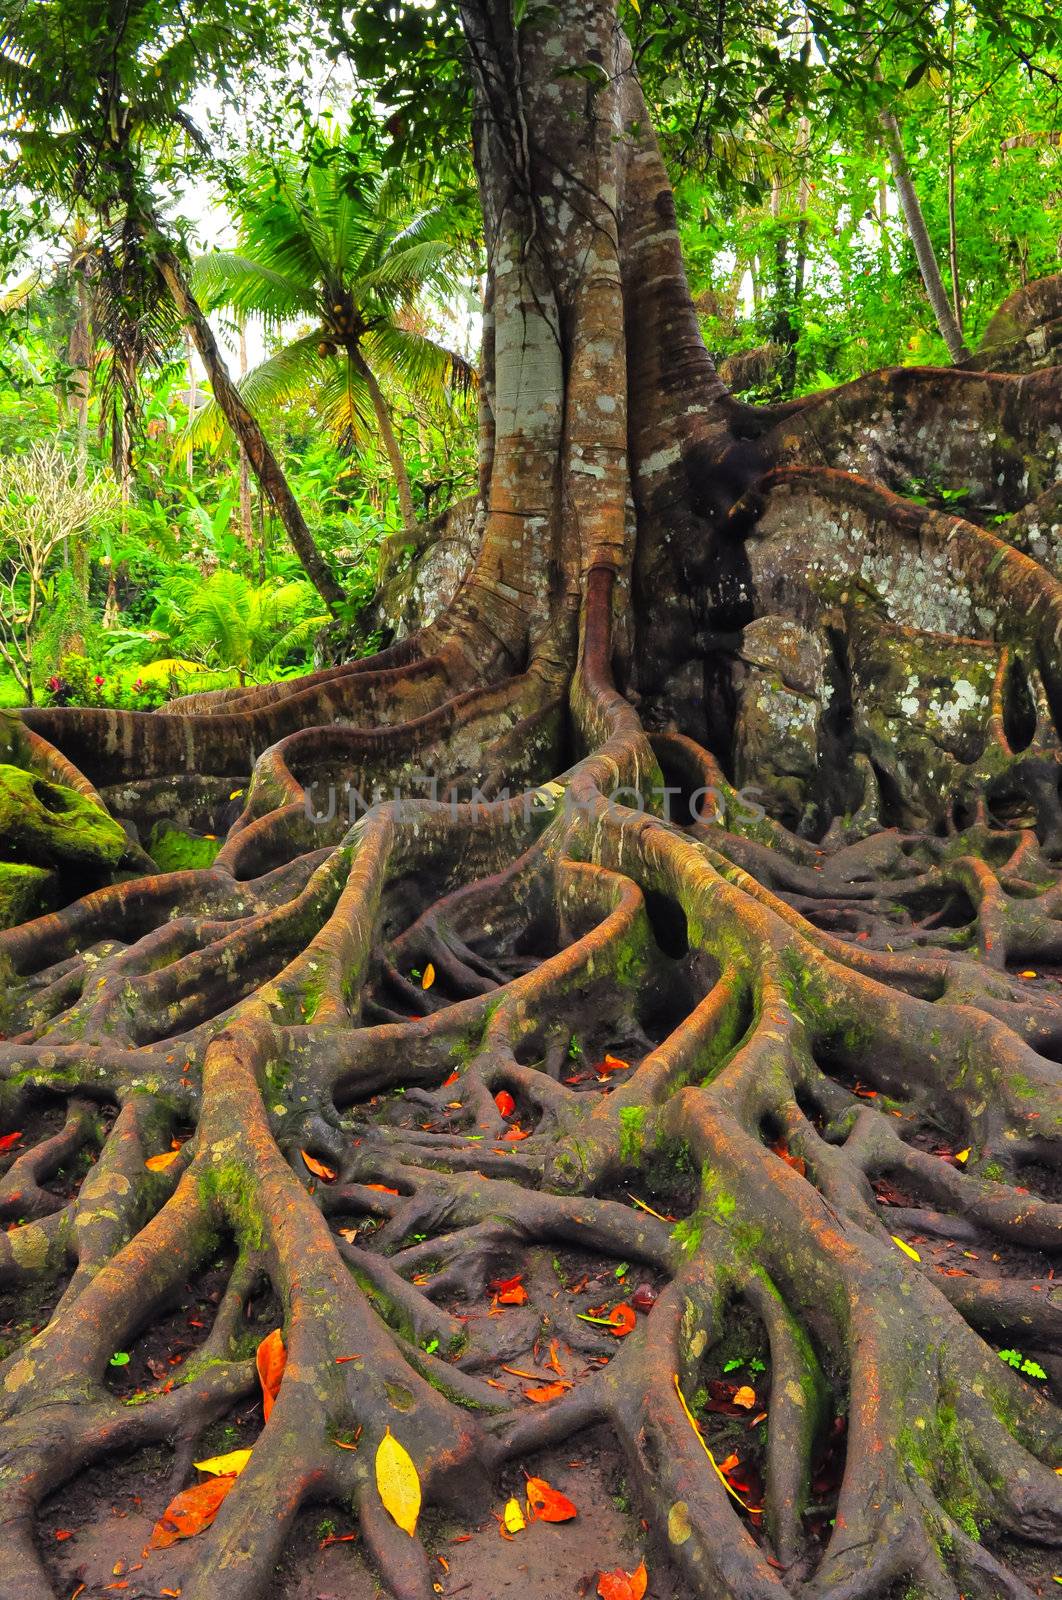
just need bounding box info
[497,1284,529,1305]
[0,1131,22,1152]
[547,1340,565,1375]
[494,1090,516,1118]
[422,963,436,990]
[524,1381,571,1402]
[193,1449,252,1477]
[256,1328,286,1421]
[365,1182,399,1195]
[149,1477,235,1548]
[1020,970,1038,979]
[954,1148,970,1164]
[732,1385,756,1410]
[503,1496,526,1534]
[54,1529,73,1541]
[338,1226,359,1243]
[301,1151,336,1182]
[376,1428,421,1536]
[525,1476,577,1523]
[891,1236,921,1262]
[673,1375,762,1513]
[319,1532,357,1548]
[502,1125,530,1142]
[595,1054,630,1074]
[145,1150,180,1172]
[597,1559,648,1600]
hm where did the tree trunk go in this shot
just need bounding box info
[2,6,1061,1600]
[350,345,418,531]
[881,107,970,362]
[152,237,345,612]
[238,318,254,553]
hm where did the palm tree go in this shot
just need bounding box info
[188,132,475,531]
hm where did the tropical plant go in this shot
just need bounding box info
[147,567,328,683]
[188,127,476,530]
[0,443,120,700]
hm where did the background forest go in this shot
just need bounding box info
[0,0,1058,713]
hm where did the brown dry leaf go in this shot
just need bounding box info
[256,1328,286,1421]
[301,1151,336,1181]
[149,1477,235,1548]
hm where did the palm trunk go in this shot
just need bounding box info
[880,109,970,363]
[151,235,344,612]
[351,347,417,530]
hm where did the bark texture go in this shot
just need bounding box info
[0,5,1059,1598]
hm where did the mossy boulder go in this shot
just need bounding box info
[0,862,57,929]
[0,764,127,872]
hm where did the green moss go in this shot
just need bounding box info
[619,1105,647,1163]
[197,1163,264,1249]
[148,823,223,872]
[0,862,55,929]
[0,764,127,871]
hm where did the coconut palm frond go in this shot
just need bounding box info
[188,251,314,322]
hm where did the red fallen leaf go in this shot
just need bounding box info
[490,1274,524,1294]
[525,1476,577,1522]
[0,1131,22,1152]
[768,1140,807,1177]
[936,1266,971,1277]
[524,1381,571,1402]
[256,1328,286,1421]
[494,1090,516,1118]
[364,1182,399,1195]
[852,1083,878,1098]
[149,1476,235,1548]
[442,1071,460,1086]
[593,1054,630,1074]
[607,1304,636,1337]
[54,1529,73,1541]
[502,1125,530,1142]
[597,1560,647,1600]
[497,1284,529,1305]
[319,1532,357,1548]
[300,1151,336,1182]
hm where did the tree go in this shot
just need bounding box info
[188,131,475,532]
[0,0,345,611]
[0,5,1061,1600]
[0,443,119,700]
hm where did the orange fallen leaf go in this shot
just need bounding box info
[524,1381,571,1403]
[149,1477,235,1548]
[0,1131,22,1152]
[732,1385,756,1410]
[497,1284,529,1305]
[54,1529,73,1541]
[145,1150,180,1172]
[319,1532,357,1548]
[365,1182,399,1195]
[442,1071,459,1086]
[502,1125,530,1141]
[525,1476,577,1523]
[595,1054,630,1074]
[160,1590,182,1597]
[597,1559,648,1600]
[547,1340,565,1375]
[301,1151,336,1181]
[256,1328,286,1421]
[421,963,435,990]
[494,1090,516,1118]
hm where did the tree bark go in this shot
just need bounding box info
[881,107,970,362]
[152,237,345,612]
[237,318,254,553]
[0,6,1059,1600]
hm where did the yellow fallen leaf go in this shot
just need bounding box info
[421,963,435,991]
[672,1376,761,1513]
[503,1496,526,1533]
[145,1150,180,1171]
[954,1148,970,1164]
[376,1427,420,1536]
[193,1448,252,1477]
[732,1385,756,1410]
[892,1236,921,1262]
[229,789,244,800]
[1021,970,1038,979]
